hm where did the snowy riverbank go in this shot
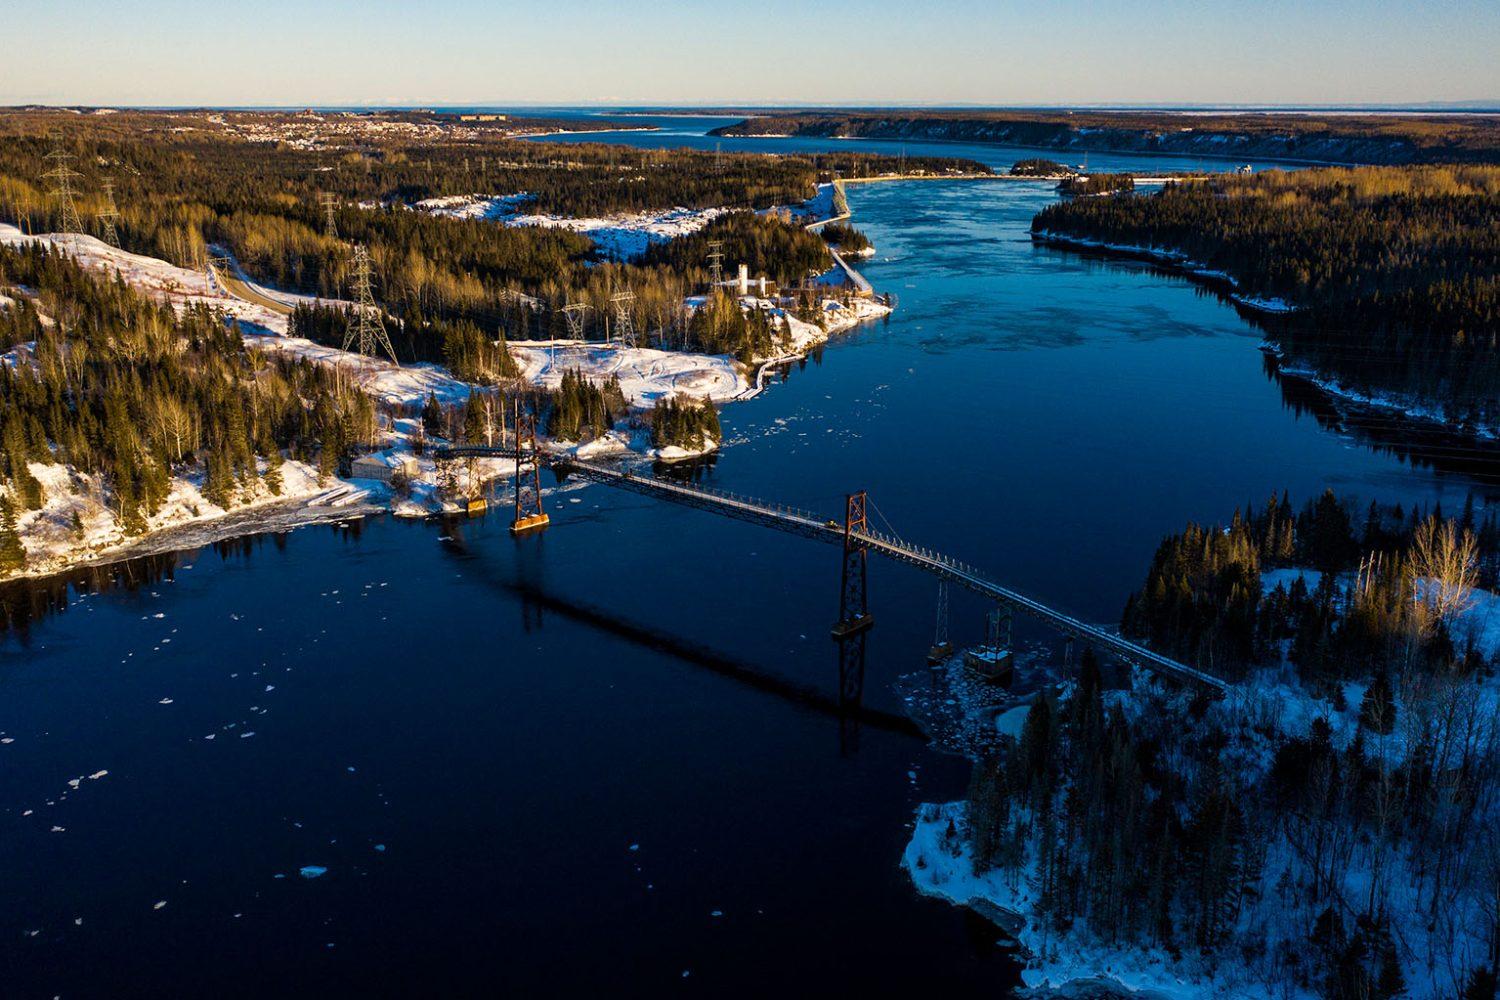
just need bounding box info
[1032,229,1499,442]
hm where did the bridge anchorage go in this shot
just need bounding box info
[510,401,550,535]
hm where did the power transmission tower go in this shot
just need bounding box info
[205,255,235,296]
[42,135,84,235]
[706,240,724,291]
[342,245,400,366]
[561,302,589,340]
[609,291,635,347]
[97,179,121,246]
[319,192,338,240]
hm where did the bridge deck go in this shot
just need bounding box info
[436,445,1227,693]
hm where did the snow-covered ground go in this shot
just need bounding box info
[904,570,1500,999]
[2,220,892,563]
[415,194,728,261]
[10,457,359,581]
[509,340,746,406]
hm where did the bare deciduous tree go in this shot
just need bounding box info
[1409,516,1479,627]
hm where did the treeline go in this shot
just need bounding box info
[817,221,873,254]
[650,395,721,451]
[0,116,880,361]
[1057,173,1136,196]
[288,303,519,381]
[1033,166,1500,429]
[1010,158,1071,177]
[0,243,374,570]
[685,291,784,362]
[545,368,627,442]
[712,110,1500,165]
[1122,489,1500,683]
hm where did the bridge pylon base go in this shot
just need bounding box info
[511,513,551,535]
[830,613,874,640]
[926,641,953,665]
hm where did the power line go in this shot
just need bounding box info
[609,291,636,347]
[320,192,338,240]
[42,134,83,235]
[342,245,400,366]
[97,180,121,247]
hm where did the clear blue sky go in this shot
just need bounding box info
[3,0,1496,107]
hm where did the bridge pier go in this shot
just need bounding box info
[830,491,874,639]
[511,399,550,535]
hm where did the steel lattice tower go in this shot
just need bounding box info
[42,136,84,235]
[320,192,338,240]
[97,180,121,246]
[510,398,549,534]
[561,302,589,340]
[609,291,635,347]
[706,240,724,290]
[342,245,400,366]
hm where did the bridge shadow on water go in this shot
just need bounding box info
[434,523,921,749]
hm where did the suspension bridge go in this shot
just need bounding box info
[436,425,1228,695]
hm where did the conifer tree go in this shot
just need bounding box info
[0,491,25,573]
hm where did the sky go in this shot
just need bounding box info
[2,0,1496,108]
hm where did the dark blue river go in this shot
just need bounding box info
[1,114,1490,998]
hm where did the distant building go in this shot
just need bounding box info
[459,114,508,123]
[351,451,419,483]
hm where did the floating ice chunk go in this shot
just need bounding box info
[158,698,174,705]
[373,844,386,852]
[239,732,255,739]
[299,866,328,879]
[51,825,65,832]
[264,685,275,693]
[628,843,640,852]
[153,613,165,619]
[88,770,107,780]
[153,901,166,910]
[710,910,723,918]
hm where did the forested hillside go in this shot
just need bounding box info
[934,490,1500,1000]
[0,111,950,359]
[1033,167,1500,432]
[0,242,373,574]
[711,110,1500,166]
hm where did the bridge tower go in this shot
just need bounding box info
[510,398,550,535]
[831,490,874,639]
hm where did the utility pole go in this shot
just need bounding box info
[320,192,339,240]
[42,134,84,235]
[97,179,121,246]
[342,245,400,366]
